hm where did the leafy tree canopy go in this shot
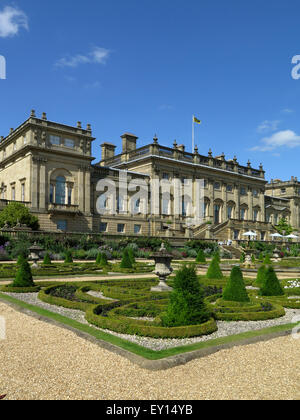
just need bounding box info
[0,203,39,231]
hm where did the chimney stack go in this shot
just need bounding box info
[121,133,138,153]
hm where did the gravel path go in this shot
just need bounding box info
[87,290,116,301]
[4,292,300,351]
[0,302,299,400]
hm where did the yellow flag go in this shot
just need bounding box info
[193,116,201,124]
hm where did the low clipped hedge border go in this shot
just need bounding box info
[0,285,41,293]
[85,304,218,338]
[38,286,92,312]
[212,302,285,321]
[262,296,300,310]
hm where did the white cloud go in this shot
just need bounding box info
[55,47,110,68]
[251,130,300,152]
[281,108,294,114]
[0,6,28,38]
[257,120,280,133]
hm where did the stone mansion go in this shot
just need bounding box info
[0,110,299,242]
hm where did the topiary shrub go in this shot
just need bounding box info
[161,265,211,327]
[255,265,267,287]
[240,253,245,263]
[127,247,136,265]
[222,266,250,303]
[17,254,26,266]
[196,249,206,264]
[64,250,73,264]
[99,253,109,268]
[120,249,133,269]
[259,267,284,297]
[96,252,102,265]
[11,259,35,288]
[264,254,272,265]
[206,256,223,279]
[43,253,52,265]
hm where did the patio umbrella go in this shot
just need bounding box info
[242,231,257,237]
[270,233,283,238]
[285,234,299,239]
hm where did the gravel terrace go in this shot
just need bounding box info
[0,301,299,400]
[4,292,300,351]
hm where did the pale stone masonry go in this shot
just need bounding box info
[0,111,298,241]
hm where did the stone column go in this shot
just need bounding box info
[260,190,265,222]
[31,157,39,210]
[78,167,85,212]
[234,184,240,220]
[222,182,227,222]
[208,180,214,221]
[39,158,47,211]
[248,187,253,221]
[291,199,297,227]
[84,168,91,215]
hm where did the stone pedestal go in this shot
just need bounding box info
[151,243,174,292]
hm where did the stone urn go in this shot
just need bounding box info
[273,248,281,263]
[151,243,173,292]
[29,242,43,268]
[244,248,256,266]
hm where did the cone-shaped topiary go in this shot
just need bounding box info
[161,265,211,327]
[240,253,245,263]
[196,249,206,264]
[264,254,272,265]
[223,266,250,302]
[255,265,267,287]
[259,266,284,297]
[43,253,52,265]
[214,252,221,263]
[64,250,73,264]
[96,252,102,265]
[99,253,108,268]
[258,253,264,262]
[12,259,34,288]
[206,255,223,279]
[17,254,26,266]
[128,248,136,265]
[120,249,133,269]
[251,254,256,263]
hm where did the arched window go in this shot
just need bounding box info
[55,176,66,205]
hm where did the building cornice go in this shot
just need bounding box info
[108,154,268,184]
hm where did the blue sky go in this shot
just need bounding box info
[1,0,300,180]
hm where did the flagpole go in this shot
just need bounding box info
[192,115,195,153]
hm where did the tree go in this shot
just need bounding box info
[275,217,294,236]
[223,266,250,303]
[259,266,284,297]
[127,247,136,265]
[196,249,206,264]
[162,265,211,327]
[255,265,267,287]
[206,255,223,279]
[12,259,35,288]
[43,253,52,265]
[96,252,102,265]
[98,252,108,268]
[17,254,26,266]
[120,249,133,269]
[64,250,73,264]
[0,202,39,231]
[264,254,272,265]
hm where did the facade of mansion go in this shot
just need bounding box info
[0,111,299,242]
